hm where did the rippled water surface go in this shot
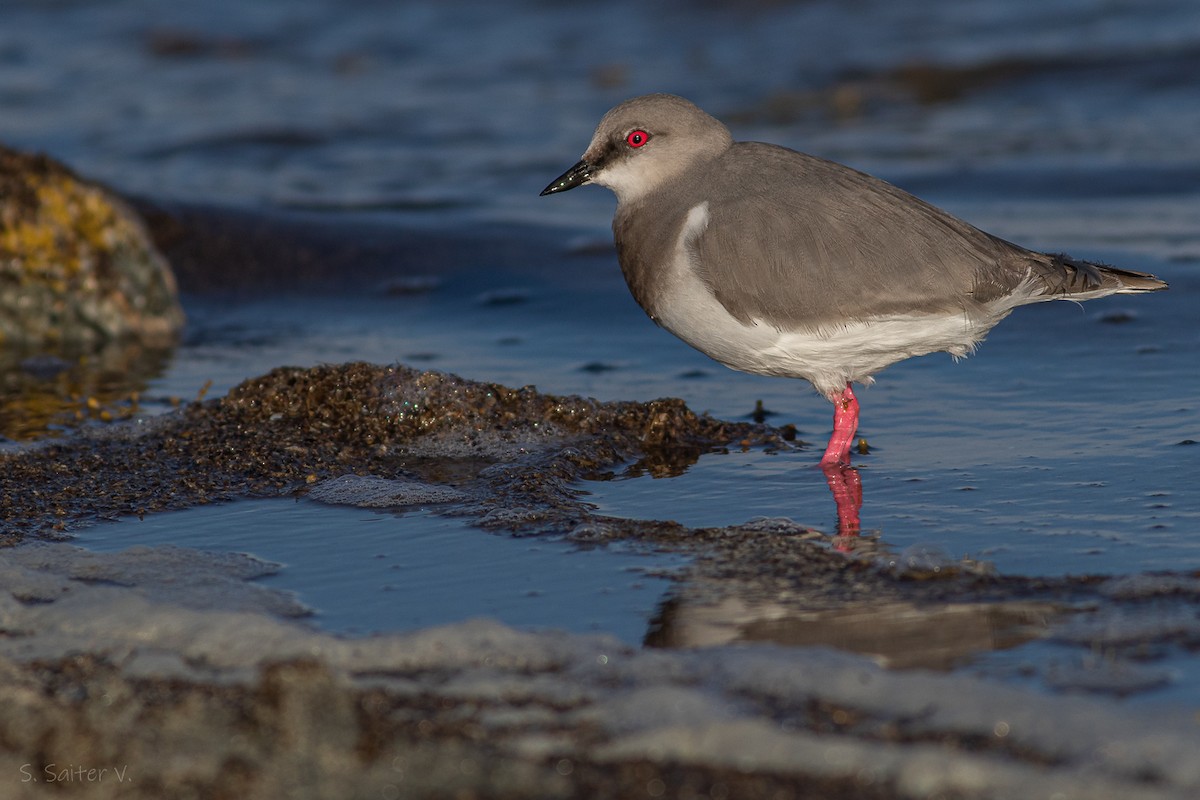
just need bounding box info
[2,0,1198,694]
[2,0,1199,246]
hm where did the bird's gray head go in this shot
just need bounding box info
[540,94,733,204]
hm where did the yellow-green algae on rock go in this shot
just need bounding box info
[0,144,184,347]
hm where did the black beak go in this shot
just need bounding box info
[540,160,592,196]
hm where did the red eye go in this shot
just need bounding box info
[626,129,649,148]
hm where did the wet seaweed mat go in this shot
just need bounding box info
[0,362,780,539]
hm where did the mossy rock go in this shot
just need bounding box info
[0,145,184,348]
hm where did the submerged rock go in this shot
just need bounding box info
[0,144,184,348]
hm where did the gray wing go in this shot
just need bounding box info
[686,143,1099,330]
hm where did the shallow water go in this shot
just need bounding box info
[587,442,1200,578]
[2,0,1199,704]
[78,499,680,642]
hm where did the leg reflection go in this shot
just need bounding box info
[822,462,862,547]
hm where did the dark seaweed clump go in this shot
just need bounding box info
[0,362,780,541]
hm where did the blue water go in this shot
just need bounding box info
[1,0,1198,245]
[2,0,1199,697]
[78,499,682,642]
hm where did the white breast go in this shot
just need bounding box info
[651,203,1035,399]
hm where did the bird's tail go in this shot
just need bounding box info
[1032,253,1168,300]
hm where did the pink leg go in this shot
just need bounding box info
[819,383,859,467]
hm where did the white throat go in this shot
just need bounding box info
[590,157,667,205]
